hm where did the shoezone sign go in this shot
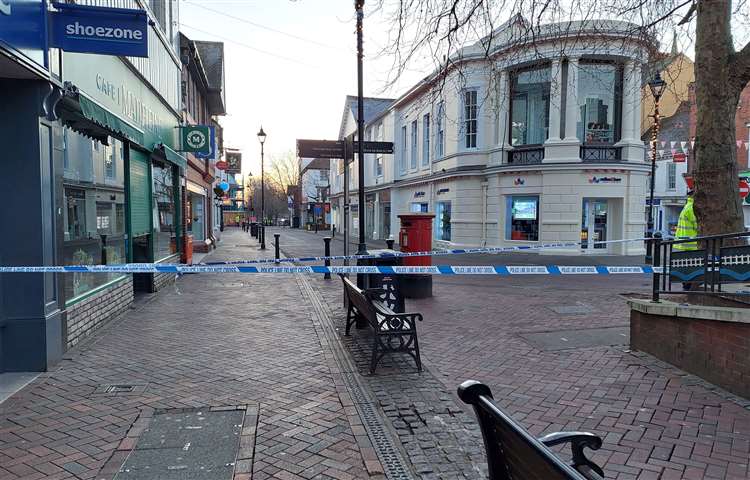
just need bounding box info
[49,3,148,58]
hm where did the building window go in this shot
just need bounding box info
[510,67,550,146]
[667,162,676,190]
[401,125,407,172]
[577,62,622,144]
[463,90,478,148]
[62,130,126,302]
[375,157,383,177]
[422,113,430,166]
[410,120,418,169]
[506,196,539,241]
[436,201,451,241]
[152,162,177,261]
[411,202,428,213]
[436,101,445,158]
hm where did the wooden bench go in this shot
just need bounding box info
[342,276,423,374]
[458,380,605,480]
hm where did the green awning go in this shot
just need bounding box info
[154,143,188,171]
[78,94,145,146]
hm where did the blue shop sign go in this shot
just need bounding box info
[0,0,48,69]
[49,2,148,58]
[196,126,217,160]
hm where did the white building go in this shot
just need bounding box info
[332,18,651,255]
[299,158,331,227]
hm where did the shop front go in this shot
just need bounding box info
[187,181,209,253]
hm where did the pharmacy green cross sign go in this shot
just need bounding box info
[180,125,211,154]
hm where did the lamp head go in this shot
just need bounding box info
[648,72,667,101]
[257,126,266,145]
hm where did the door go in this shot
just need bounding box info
[581,199,608,251]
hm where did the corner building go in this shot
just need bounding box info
[334,19,651,255]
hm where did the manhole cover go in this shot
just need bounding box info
[519,326,629,351]
[549,303,596,315]
[116,410,244,479]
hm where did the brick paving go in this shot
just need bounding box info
[277,227,750,480]
[0,229,375,480]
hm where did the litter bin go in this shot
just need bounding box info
[250,222,258,238]
[398,213,435,298]
[365,248,404,313]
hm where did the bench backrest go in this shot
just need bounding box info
[342,277,377,321]
[459,381,595,480]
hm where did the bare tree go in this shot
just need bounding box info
[267,150,300,191]
[374,0,750,236]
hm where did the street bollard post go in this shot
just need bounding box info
[332,225,336,237]
[323,237,332,280]
[260,226,266,250]
[386,238,394,250]
[274,233,280,262]
[652,232,662,302]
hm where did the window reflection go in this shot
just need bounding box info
[511,67,550,146]
[577,63,621,144]
[152,162,177,261]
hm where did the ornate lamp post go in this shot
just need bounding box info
[257,126,267,249]
[646,72,667,264]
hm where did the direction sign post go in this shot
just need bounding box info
[296,139,393,159]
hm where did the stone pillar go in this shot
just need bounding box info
[616,60,646,162]
[547,59,563,142]
[544,58,581,163]
[490,69,511,166]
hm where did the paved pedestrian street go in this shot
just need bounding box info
[2,228,750,479]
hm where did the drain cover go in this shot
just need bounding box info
[519,326,629,351]
[116,410,244,479]
[549,303,596,315]
[93,384,148,395]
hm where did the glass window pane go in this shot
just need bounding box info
[577,63,619,144]
[506,196,539,241]
[152,163,177,261]
[510,67,550,146]
[436,201,451,241]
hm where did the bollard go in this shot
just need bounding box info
[323,237,332,280]
[260,226,266,250]
[332,225,336,238]
[652,232,662,303]
[386,238,394,250]
[274,233,280,262]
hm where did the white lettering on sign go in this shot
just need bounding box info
[65,21,143,41]
[0,0,11,16]
[95,73,163,136]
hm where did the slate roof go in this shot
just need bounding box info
[338,96,394,139]
[195,41,226,115]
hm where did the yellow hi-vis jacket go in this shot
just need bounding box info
[673,197,698,251]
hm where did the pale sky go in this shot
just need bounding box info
[179,0,425,178]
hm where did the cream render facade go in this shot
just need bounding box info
[331,19,650,255]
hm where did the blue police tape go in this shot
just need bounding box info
[0,264,665,275]
[200,236,654,266]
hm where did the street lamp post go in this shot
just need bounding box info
[646,72,667,264]
[258,127,267,249]
[355,0,367,255]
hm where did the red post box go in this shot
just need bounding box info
[398,214,435,298]
[398,213,435,266]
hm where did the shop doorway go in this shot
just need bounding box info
[581,198,609,251]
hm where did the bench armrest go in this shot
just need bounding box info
[538,432,604,479]
[363,288,386,300]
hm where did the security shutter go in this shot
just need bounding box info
[129,149,151,237]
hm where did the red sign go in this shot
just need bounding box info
[673,152,686,162]
[740,179,749,199]
[324,203,330,213]
[216,160,228,170]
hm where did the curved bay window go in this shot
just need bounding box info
[510,66,551,146]
[577,62,623,145]
[152,162,178,261]
[62,130,126,301]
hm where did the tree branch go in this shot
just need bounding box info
[731,40,750,91]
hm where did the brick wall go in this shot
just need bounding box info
[154,272,176,292]
[65,278,134,348]
[631,310,750,399]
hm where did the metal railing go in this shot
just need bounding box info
[580,146,622,163]
[508,146,544,165]
[650,231,750,302]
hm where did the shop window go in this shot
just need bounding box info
[411,202,428,213]
[577,62,622,144]
[436,102,445,158]
[61,130,126,302]
[506,196,539,241]
[152,162,177,261]
[463,90,478,148]
[510,66,550,145]
[375,157,383,177]
[422,114,430,166]
[436,201,451,241]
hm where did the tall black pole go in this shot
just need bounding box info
[355,0,367,255]
[646,100,659,264]
[260,140,266,250]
